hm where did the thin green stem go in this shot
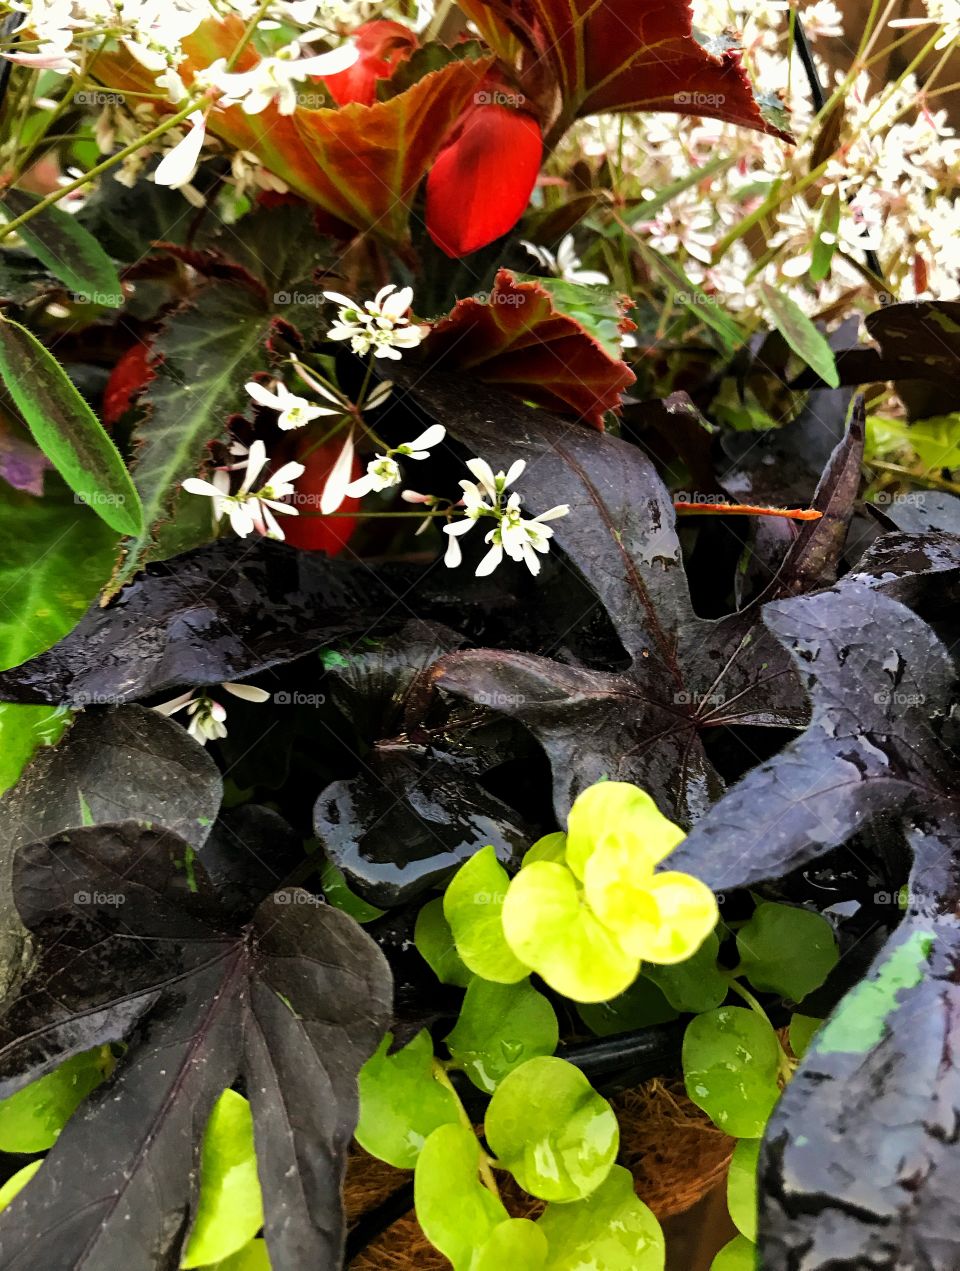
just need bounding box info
[432,1062,501,1199]
[727,978,794,1082]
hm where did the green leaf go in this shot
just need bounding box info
[446,979,558,1093]
[501,861,638,1002]
[0,474,118,670]
[0,1048,110,1153]
[181,1089,264,1269]
[473,1219,548,1270]
[641,245,747,354]
[736,902,838,1001]
[0,1160,43,1212]
[727,1137,760,1241]
[202,1238,271,1270]
[538,1164,665,1270]
[577,976,678,1036]
[444,846,528,984]
[788,1013,822,1059]
[643,932,728,1013]
[517,275,629,359]
[522,831,567,867]
[355,1031,460,1169]
[415,897,473,987]
[320,858,385,924]
[760,283,839,387]
[415,1124,508,1270]
[111,282,274,590]
[710,1234,757,1270]
[0,318,142,535]
[2,188,123,306]
[485,1057,618,1202]
[810,189,840,283]
[682,1007,781,1137]
[0,703,70,795]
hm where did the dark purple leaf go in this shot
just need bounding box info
[0,821,391,1270]
[0,417,48,496]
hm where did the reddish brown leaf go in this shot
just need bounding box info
[421,268,635,428]
[96,16,492,246]
[459,0,790,139]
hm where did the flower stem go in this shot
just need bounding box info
[432,1062,501,1199]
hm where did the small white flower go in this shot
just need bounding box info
[182,439,304,541]
[204,39,359,116]
[521,234,610,286]
[345,455,401,498]
[395,423,445,459]
[153,680,270,745]
[245,379,338,430]
[325,285,428,361]
[154,111,206,189]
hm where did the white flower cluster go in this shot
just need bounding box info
[562,0,960,315]
[325,285,430,361]
[443,459,569,577]
[153,680,270,744]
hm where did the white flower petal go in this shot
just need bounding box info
[465,458,497,499]
[182,477,225,498]
[239,440,268,494]
[320,430,355,514]
[504,459,526,487]
[475,544,504,577]
[409,423,445,451]
[154,113,206,189]
[245,380,281,409]
[444,531,463,568]
[223,682,271,703]
[152,689,195,716]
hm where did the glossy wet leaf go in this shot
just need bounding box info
[444,846,528,984]
[727,1137,760,1241]
[412,372,807,828]
[0,537,401,705]
[0,1047,110,1153]
[0,318,142,535]
[682,1007,781,1138]
[736,902,838,1001]
[787,1014,821,1059]
[537,1164,665,1270]
[501,861,638,1002]
[446,978,558,1093]
[643,932,728,1014]
[415,1124,508,1269]
[2,188,123,305]
[485,1057,618,1202]
[0,823,391,1270]
[0,703,68,796]
[0,473,118,672]
[203,1239,271,1271]
[355,1030,460,1169]
[181,1090,263,1268]
[415,898,473,988]
[320,859,385,924]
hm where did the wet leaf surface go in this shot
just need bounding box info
[0,821,391,1270]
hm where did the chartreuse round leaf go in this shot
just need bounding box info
[642,931,727,1012]
[711,1234,757,1270]
[415,897,473,988]
[584,860,718,965]
[523,831,567,866]
[355,1030,460,1168]
[204,1240,270,1271]
[0,316,144,535]
[415,1124,508,1270]
[445,978,559,1093]
[537,1165,665,1270]
[0,1046,111,1153]
[319,858,384,923]
[682,1007,781,1138]
[485,1057,618,1202]
[727,1137,760,1241]
[473,1219,548,1270]
[0,1160,42,1212]
[788,1013,822,1059]
[444,846,528,983]
[565,781,684,880]
[502,861,638,1002]
[736,902,838,1000]
[577,976,677,1036]
[181,1089,264,1269]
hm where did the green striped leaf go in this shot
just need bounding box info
[2,188,123,306]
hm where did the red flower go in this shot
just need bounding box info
[322,20,418,107]
[102,341,155,427]
[281,436,362,555]
[426,100,543,258]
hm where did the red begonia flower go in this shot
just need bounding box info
[426,101,543,257]
[281,436,362,555]
[102,341,155,427]
[322,19,419,107]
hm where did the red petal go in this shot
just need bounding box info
[281,436,362,555]
[426,105,542,258]
[322,19,418,107]
[102,340,155,427]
